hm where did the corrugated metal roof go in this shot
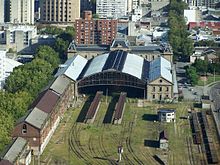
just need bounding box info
[3,137,27,163]
[55,55,88,81]
[50,76,70,95]
[25,107,48,129]
[32,90,60,114]
[83,53,109,77]
[149,57,172,83]
[122,53,144,79]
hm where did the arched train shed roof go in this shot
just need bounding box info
[55,50,172,83]
[79,50,149,81]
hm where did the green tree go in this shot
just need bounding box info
[186,66,199,86]
[0,110,14,152]
[36,45,60,68]
[168,0,193,58]
[193,59,208,75]
[54,38,69,60]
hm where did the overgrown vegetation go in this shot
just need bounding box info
[168,0,194,58]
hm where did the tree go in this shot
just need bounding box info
[193,59,208,75]
[54,38,69,60]
[186,66,199,86]
[0,109,14,152]
[168,0,193,58]
[65,26,75,38]
[36,45,60,68]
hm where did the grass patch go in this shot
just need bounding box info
[197,75,220,86]
[40,99,193,165]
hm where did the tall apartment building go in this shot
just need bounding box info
[75,11,117,45]
[10,0,34,24]
[0,24,37,52]
[0,0,4,23]
[40,0,80,23]
[96,0,127,18]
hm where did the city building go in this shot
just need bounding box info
[0,24,37,53]
[0,50,23,89]
[185,0,219,8]
[150,0,169,11]
[0,137,32,165]
[96,0,127,18]
[75,11,118,45]
[56,50,175,100]
[12,76,74,155]
[40,0,80,23]
[10,0,35,24]
[68,37,173,62]
[0,0,4,23]
[158,109,176,122]
[131,7,143,22]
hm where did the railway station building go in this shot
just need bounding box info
[55,49,175,101]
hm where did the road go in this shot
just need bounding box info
[175,62,206,101]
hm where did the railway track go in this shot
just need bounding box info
[69,123,96,164]
[126,121,145,165]
[186,136,195,165]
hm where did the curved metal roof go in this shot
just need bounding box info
[82,50,148,80]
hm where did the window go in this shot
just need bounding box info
[22,124,27,134]
[152,94,155,99]
[152,87,155,92]
[159,79,162,83]
[159,87,162,92]
[166,87,169,92]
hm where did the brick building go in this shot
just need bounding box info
[12,76,73,155]
[75,11,117,45]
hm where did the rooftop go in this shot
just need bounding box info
[158,109,176,113]
[1,137,27,164]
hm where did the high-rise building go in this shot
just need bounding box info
[186,0,218,8]
[75,11,117,45]
[96,0,127,18]
[10,0,34,24]
[0,24,37,52]
[0,0,4,23]
[40,0,80,23]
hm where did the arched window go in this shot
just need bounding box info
[22,124,27,134]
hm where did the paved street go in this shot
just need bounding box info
[175,62,205,101]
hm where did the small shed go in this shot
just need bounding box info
[158,109,176,122]
[159,130,168,150]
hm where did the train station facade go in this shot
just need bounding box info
[55,49,175,101]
